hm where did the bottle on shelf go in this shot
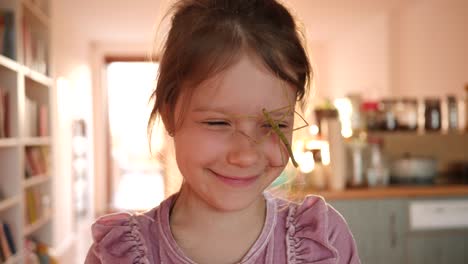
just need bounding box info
[424,98,442,131]
[465,84,468,132]
[447,95,458,131]
[347,132,368,188]
[381,99,397,131]
[365,137,390,187]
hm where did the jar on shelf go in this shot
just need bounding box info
[361,101,382,131]
[447,95,458,131]
[465,85,468,132]
[424,98,442,131]
[381,99,397,131]
[395,98,418,131]
[347,94,364,133]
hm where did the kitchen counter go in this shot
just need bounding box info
[290,184,468,201]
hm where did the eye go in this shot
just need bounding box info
[202,120,231,126]
[263,121,289,129]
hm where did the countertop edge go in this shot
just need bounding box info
[289,185,468,201]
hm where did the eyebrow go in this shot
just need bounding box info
[192,106,228,113]
[267,110,294,119]
[192,106,294,119]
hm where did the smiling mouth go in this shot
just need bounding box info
[210,170,260,187]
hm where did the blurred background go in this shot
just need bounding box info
[0,0,467,263]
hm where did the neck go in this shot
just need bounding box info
[168,184,268,263]
[170,184,266,234]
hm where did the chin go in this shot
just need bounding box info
[208,191,265,212]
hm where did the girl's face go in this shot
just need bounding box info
[173,54,296,212]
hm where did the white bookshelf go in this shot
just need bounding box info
[22,175,51,189]
[0,0,53,263]
[0,196,20,212]
[0,138,18,147]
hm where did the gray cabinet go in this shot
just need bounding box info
[330,197,468,264]
[330,199,407,264]
[407,233,468,264]
[406,197,468,264]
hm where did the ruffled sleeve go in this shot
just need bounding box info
[286,195,360,264]
[84,212,151,264]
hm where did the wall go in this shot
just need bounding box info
[50,4,92,257]
[391,0,468,97]
[326,14,392,99]
[50,0,161,259]
[323,0,468,100]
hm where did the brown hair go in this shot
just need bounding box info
[148,0,312,139]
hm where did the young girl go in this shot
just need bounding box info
[85,0,360,263]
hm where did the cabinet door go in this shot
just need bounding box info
[406,198,468,264]
[330,199,407,264]
[407,233,468,264]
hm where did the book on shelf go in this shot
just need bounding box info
[0,13,4,55]
[24,98,48,138]
[0,9,16,60]
[0,222,9,262]
[22,15,48,75]
[25,146,49,178]
[2,222,16,255]
[25,189,37,224]
[38,104,49,137]
[0,87,9,138]
[25,96,38,137]
[0,241,3,263]
[25,188,45,225]
[0,87,4,138]
[22,15,31,69]
[0,220,16,262]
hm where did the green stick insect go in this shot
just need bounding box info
[261,106,309,168]
[233,79,310,168]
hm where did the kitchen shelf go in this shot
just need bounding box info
[368,130,468,137]
[291,184,468,201]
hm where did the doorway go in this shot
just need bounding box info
[105,60,165,212]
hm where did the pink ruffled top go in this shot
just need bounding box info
[85,193,360,263]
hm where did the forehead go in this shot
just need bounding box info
[187,55,296,115]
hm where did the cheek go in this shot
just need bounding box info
[263,131,292,167]
[175,129,228,164]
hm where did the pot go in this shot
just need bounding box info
[390,154,438,185]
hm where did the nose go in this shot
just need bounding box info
[226,130,261,168]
